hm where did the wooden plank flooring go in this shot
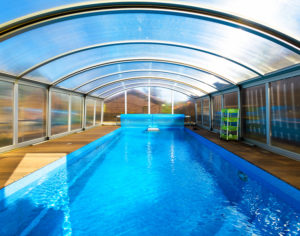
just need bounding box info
[0,126,119,189]
[188,127,300,190]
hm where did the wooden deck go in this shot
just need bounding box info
[188,126,300,190]
[0,126,119,189]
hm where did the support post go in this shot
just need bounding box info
[171,90,174,114]
[209,95,212,130]
[201,99,204,125]
[47,87,52,138]
[238,86,242,139]
[101,99,104,125]
[68,94,71,132]
[13,82,18,145]
[93,99,96,126]
[194,101,197,123]
[148,87,151,114]
[83,95,86,130]
[125,90,127,114]
[265,82,271,145]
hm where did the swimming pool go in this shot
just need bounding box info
[0,127,299,235]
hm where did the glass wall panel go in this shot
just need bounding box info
[224,92,238,109]
[242,85,266,143]
[18,85,46,143]
[96,100,102,124]
[51,91,69,135]
[86,98,95,127]
[104,92,125,122]
[127,88,148,114]
[150,87,172,114]
[202,98,210,127]
[0,81,13,147]
[196,100,202,125]
[71,95,82,130]
[174,92,195,122]
[212,95,222,130]
[270,76,300,154]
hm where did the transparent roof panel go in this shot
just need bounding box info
[24,43,256,84]
[124,79,204,96]
[103,91,124,102]
[0,0,88,24]
[57,61,230,90]
[101,83,197,99]
[92,80,170,97]
[173,90,190,103]
[186,0,300,41]
[91,78,204,97]
[63,71,216,94]
[1,11,299,84]
[1,1,299,41]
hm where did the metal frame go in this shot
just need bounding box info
[243,138,300,161]
[93,99,96,126]
[100,83,196,98]
[47,87,52,137]
[124,90,127,114]
[1,1,299,52]
[195,95,211,130]
[237,86,241,139]
[239,69,300,160]
[265,82,271,145]
[197,89,241,135]
[14,79,48,143]
[52,58,235,86]
[148,87,151,114]
[102,85,194,119]
[0,75,103,154]
[94,99,102,125]
[241,64,300,89]
[73,69,218,92]
[201,99,204,125]
[19,40,262,78]
[87,76,207,95]
[100,100,104,125]
[82,95,86,129]
[69,93,85,131]
[68,94,72,132]
[12,81,18,145]
[171,90,174,115]
[85,96,98,128]
[209,86,239,97]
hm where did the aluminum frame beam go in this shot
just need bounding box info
[100,83,196,99]
[73,69,218,92]
[19,40,262,78]
[0,1,298,52]
[51,58,235,87]
[86,76,209,95]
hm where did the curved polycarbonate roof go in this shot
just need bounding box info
[0,0,299,98]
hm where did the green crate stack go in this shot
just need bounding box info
[220,108,239,141]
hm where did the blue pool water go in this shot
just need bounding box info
[0,128,299,235]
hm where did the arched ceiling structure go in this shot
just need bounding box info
[0,0,299,99]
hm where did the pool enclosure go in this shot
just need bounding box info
[0,0,299,159]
